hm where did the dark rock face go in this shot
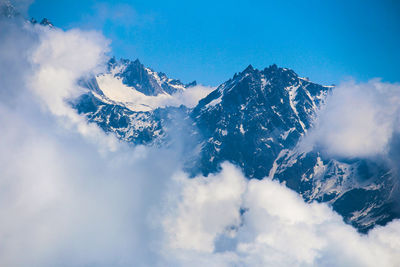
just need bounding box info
[191,64,329,178]
[73,92,166,145]
[74,61,400,233]
[39,18,53,27]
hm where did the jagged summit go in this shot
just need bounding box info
[29,17,54,27]
[39,18,53,27]
[185,80,197,87]
[106,57,194,96]
[242,64,254,73]
[266,63,278,70]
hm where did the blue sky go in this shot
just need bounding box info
[28,0,400,86]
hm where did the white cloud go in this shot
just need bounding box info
[161,164,400,267]
[170,84,215,108]
[302,80,400,158]
[0,103,178,266]
[27,24,120,152]
[163,164,246,252]
[0,16,169,266]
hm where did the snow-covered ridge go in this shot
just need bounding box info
[144,68,186,92]
[96,72,172,112]
[92,59,214,112]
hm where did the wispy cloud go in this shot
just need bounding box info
[70,2,155,35]
[302,79,400,159]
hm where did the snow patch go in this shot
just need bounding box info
[280,127,295,140]
[205,95,223,108]
[286,85,306,131]
[95,73,214,111]
[239,124,245,135]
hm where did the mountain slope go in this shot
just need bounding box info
[272,146,400,232]
[107,57,195,96]
[74,58,198,145]
[190,64,331,178]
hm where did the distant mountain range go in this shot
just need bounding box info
[74,58,400,233]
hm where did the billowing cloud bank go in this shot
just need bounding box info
[303,80,400,158]
[163,165,400,267]
[0,11,400,267]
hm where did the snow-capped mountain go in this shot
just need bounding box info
[106,57,196,97]
[73,59,400,233]
[190,64,331,178]
[74,58,198,144]
[79,58,197,112]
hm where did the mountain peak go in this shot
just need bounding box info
[242,64,255,73]
[102,57,189,96]
[186,80,197,87]
[261,64,299,82]
[269,63,278,69]
[263,64,283,73]
[40,18,53,27]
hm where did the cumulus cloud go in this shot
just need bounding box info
[302,80,400,158]
[0,106,165,266]
[162,163,400,267]
[0,15,178,266]
[27,25,121,152]
[163,165,246,252]
[1,9,400,267]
